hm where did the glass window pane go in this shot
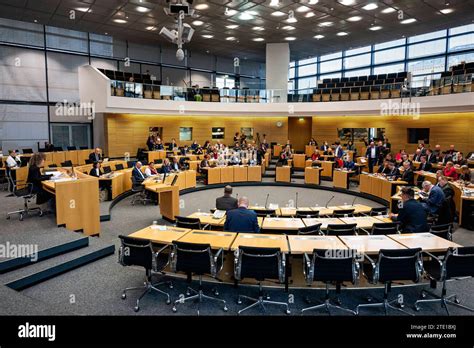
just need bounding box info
[89,33,114,57]
[373,63,405,75]
[408,57,445,76]
[290,61,295,67]
[450,24,474,35]
[319,72,342,80]
[411,75,440,88]
[344,68,371,78]
[448,33,474,52]
[299,57,317,65]
[298,77,317,91]
[320,51,342,61]
[448,52,474,68]
[45,27,88,53]
[289,67,295,79]
[408,38,446,59]
[179,127,193,141]
[51,125,70,149]
[0,18,44,47]
[374,46,405,64]
[71,125,90,148]
[345,46,371,56]
[320,59,342,73]
[298,64,316,77]
[344,53,371,69]
[408,30,446,43]
[374,38,406,50]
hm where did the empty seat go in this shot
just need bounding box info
[360,86,370,100]
[374,79,384,85]
[387,73,397,79]
[331,78,341,83]
[349,77,358,82]
[350,87,360,100]
[368,75,377,81]
[358,76,368,81]
[397,72,408,79]
[340,87,350,101]
[377,74,387,80]
[354,81,364,87]
[370,85,381,100]
[322,78,331,84]
[340,77,349,83]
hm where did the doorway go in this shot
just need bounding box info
[288,117,312,151]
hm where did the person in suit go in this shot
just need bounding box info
[180,145,189,156]
[418,155,432,172]
[390,187,429,233]
[159,158,172,174]
[378,161,390,175]
[215,186,238,212]
[44,142,55,152]
[400,161,414,185]
[459,165,472,183]
[420,181,445,215]
[385,162,400,179]
[88,148,102,163]
[89,162,103,177]
[154,139,164,150]
[146,135,155,151]
[27,153,53,206]
[413,149,423,162]
[132,162,146,183]
[334,141,344,159]
[224,196,259,233]
[365,141,380,173]
[170,157,181,171]
[6,150,21,168]
[437,176,455,222]
[383,138,391,152]
[168,138,177,151]
[320,141,330,153]
[425,149,437,164]
[308,138,318,146]
[190,140,199,151]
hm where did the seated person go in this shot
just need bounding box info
[394,149,404,163]
[385,162,400,179]
[223,196,259,233]
[89,162,103,177]
[88,147,102,163]
[276,152,289,166]
[400,161,414,186]
[320,141,330,153]
[132,161,146,183]
[190,140,199,151]
[377,161,390,175]
[180,145,189,156]
[194,146,203,155]
[6,150,21,168]
[384,153,396,164]
[459,165,472,183]
[228,153,241,166]
[308,138,318,146]
[420,180,445,215]
[168,138,178,151]
[159,158,172,174]
[311,149,321,161]
[453,152,467,166]
[443,161,458,180]
[390,187,429,233]
[170,157,181,171]
[342,157,356,171]
[437,176,455,223]
[145,162,158,176]
[27,153,54,207]
[425,148,437,164]
[215,185,238,211]
[44,142,55,152]
[418,155,432,172]
[154,140,164,151]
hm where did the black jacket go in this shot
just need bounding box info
[393,199,429,233]
[88,152,102,163]
[418,162,432,172]
[400,169,414,185]
[215,195,238,212]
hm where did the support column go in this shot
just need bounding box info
[265,43,290,103]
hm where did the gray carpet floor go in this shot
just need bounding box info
[0,182,473,316]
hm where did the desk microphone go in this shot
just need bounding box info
[351,196,357,207]
[295,192,298,208]
[264,193,269,209]
[325,195,335,208]
[236,193,239,201]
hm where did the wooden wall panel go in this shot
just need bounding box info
[106,114,289,157]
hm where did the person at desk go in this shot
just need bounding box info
[365,141,380,173]
[168,138,178,151]
[170,157,181,172]
[44,142,55,152]
[146,135,155,151]
[425,148,437,164]
[159,158,172,174]
[346,140,356,153]
[89,148,102,163]
[390,187,429,233]
[400,161,414,186]
[385,162,400,179]
[199,154,211,172]
[334,141,344,159]
[413,149,423,162]
[459,165,472,183]
[377,161,390,175]
[27,153,53,206]
[132,162,146,183]
[308,138,318,147]
[145,162,158,177]
[437,176,455,222]
[215,185,238,212]
[154,139,164,151]
[89,162,103,177]
[180,145,189,156]
[224,196,259,233]
[395,149,405,163]
[342,156,356,171]
[311,149,321,161]
[320,141,330,153]
[443,161,458,181]
[418,155,433,172]
[6,150,21,168]
[420,180,445,215]
[433,144,442,162]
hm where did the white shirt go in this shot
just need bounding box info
[6,155,20,168]
[94,168,100,176]
[136,167,145,179]
[370,147,376,158]
[144,167,155,177]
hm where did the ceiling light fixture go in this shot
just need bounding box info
[338,0,356,5]
[305,12,315,18]
[285,37,296,41]
[440,8,454,14]
[369,26,382,30]
[286,10,297,23]
[75,7,90,12]
[319,21,333,27]
[253,26,265,31]
[381,7,396,13]
[146,26,157,31]
[253,37,265,41]
[362,3,378,10]
[136,6,150,13]
[225,8,237,16]
[400,18,417,24]
[282,25,295,30]
[309,0,319,4]
[296,6,311,13]
[113,19,127,24]
[239,11,254,20]
[269,0,280,6]
[226,24,239,29]
[195,4,209,10]
[202,34,214,38]
[347,16,362,21]
[314,34,325,39]
[337,31,349,36]
[192,20,204,26]
[226,36,236,41]
[271,11,286,16]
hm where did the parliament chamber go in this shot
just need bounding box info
[0,0,474,345]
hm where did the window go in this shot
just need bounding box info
[345,46,371,56]
[408,57,445,76]
[448,52,474,68]
[344,53,371,69]
[241,127,254,140]
[344,68,371,78]
[448,33,474,52]
[409,30,446,44]
[407,128,430,144]
[298,64,316,77]
[179,127,192,141]
[449,24,474,35]
[373,63,405,75]
[50,123,91,149]
[46,27,88,53]
[289,67,295,79]
[215,76,235,89]
[408,39,446,59]
[374,46,405,64]
[298,57,317,65]
[320,59,342,73]
[320,51,342,61]
[211,127,225,139]
[410,75,440,88]
[319,72,342,80]
[298,77,317,91]
[374,38,406,51]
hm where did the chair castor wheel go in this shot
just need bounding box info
[223,306,228,312]
[414,305,420,312]
[285,309,291,315]
[454,298,460,304]
[214,291,219,296]
[172,306,177,313]
[237,299,242,305]
[121,293,126,300]
[39,211,44,217]
[166,299,171,305]
[399,303,405,308]
[19,214,24,221]
[421,292,426,298]
[169,284,173,289]
[134,306,140,312]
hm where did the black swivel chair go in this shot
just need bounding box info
[298,223,322,235]
[174,216,206,230]
[48,163,58,168]
[234,246,290,315]
[428,223,454,241]
[362,222,399,235]
[332,208,355,217]
[251,209,277,217]
[118,235,172,312]
[67,146,77,151]
[6,170,43,221]
[295,210,320,218]
[325,223,357,236]
[115,164,124,170]
[130,176,151,205]
[170,241,227,314]
[369,207,388,216]
[414,247,474,315]
[61,160,73,167]
[356,248,423,315]
[302,248,359,315]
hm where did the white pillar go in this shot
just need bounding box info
[266,43,290,102]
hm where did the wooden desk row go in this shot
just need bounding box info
[359,173,407,202]
[203,165,262,184]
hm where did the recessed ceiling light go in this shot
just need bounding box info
[247,10,258,15]
[347,16,362,21]
[225,8,237,16]
[282,25,295,30]
[319,21,333,27]
[309,0,319,4]
[338,0,356,5]
[192,20,204,26]
[226,24,239,29]
[113,19,127,24]
[75,7,90,12]
[202,34,214,38]
[296,6,311,13]
[269,0,280,6]
[271,11,286,17]
[253,37,265,41]
[195,4,209,10]
[381,7,396,13]
[305,12,315,18]
[226,36,236,41]
[239,12,254,20]
[369,26,382,30]
[146,26,156,31]
[314,34,325,39]
[34,19,38,23]
[285,37,296,41]
[362,3,378,10]
[253,26,264,31]
[400,18,417,24]
[136,6,149,13]
[337,31,349,36]
[440,8,454,14]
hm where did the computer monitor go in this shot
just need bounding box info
[22,148,33,154]
[103,166,112,174]
[170,174,179,186]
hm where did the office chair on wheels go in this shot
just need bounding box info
[118,236,173,312]
[170,241,227,315]
[356,248,423,315]
[6,170,43,221]
[234,246,290,315]
[130,176,152,206]
[302,248,359,315]
[414,247,474,315]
